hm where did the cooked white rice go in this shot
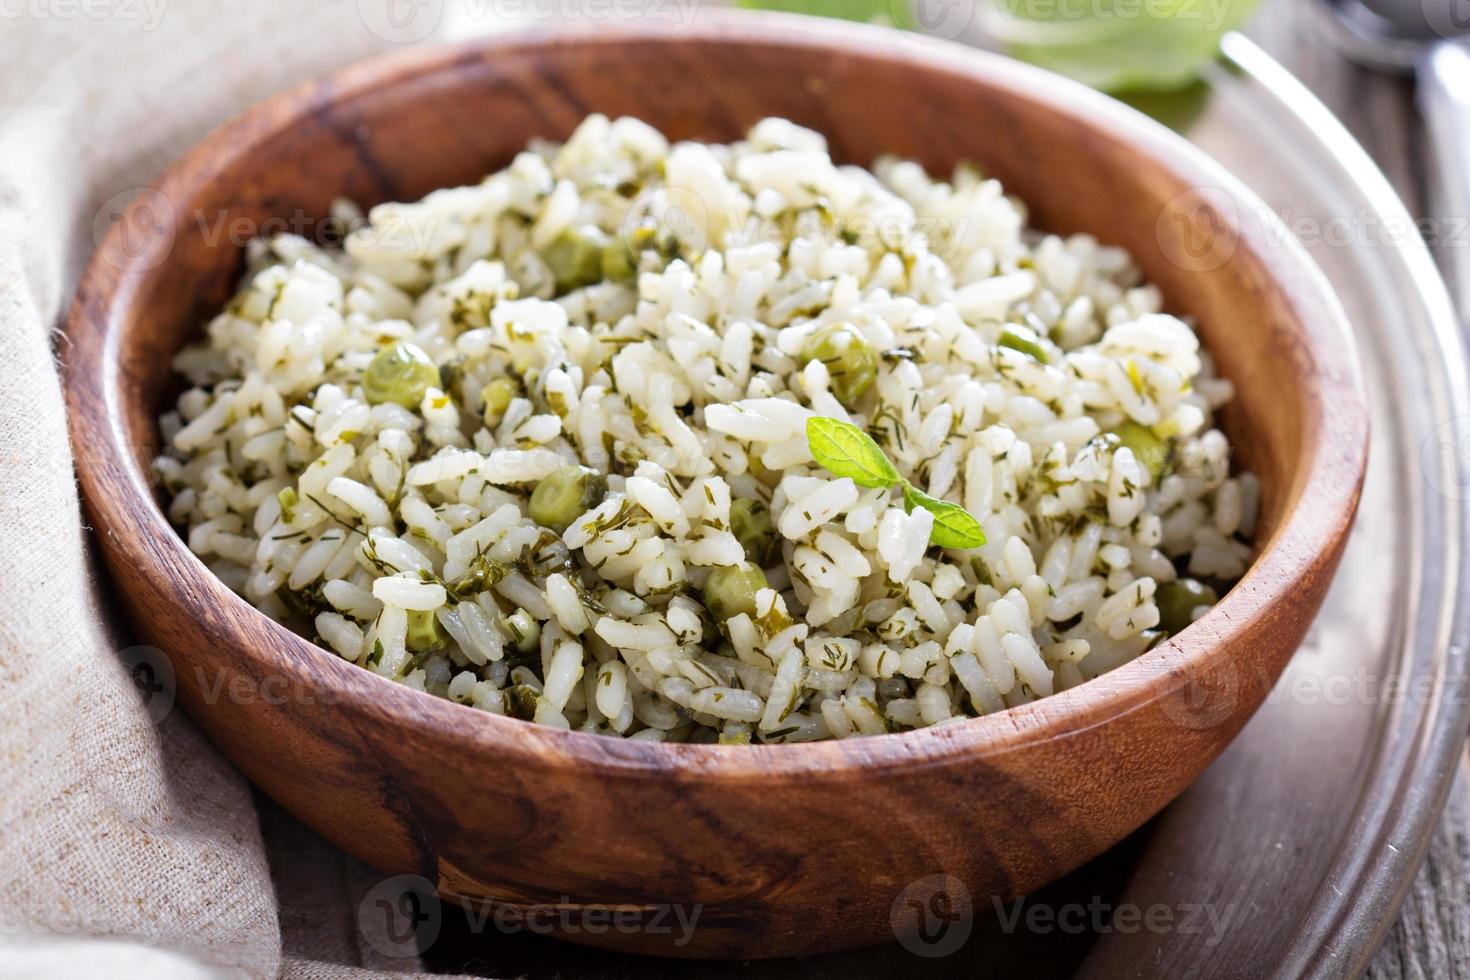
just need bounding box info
[156,115,1256,744]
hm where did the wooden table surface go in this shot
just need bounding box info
[1249,4,1470,977]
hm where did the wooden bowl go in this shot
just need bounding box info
[63,13,1368,959]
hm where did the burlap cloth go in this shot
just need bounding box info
[0,3,522,976]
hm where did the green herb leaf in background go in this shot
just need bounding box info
[985,0,1260,93]
[902,484,989,550]
[737,0,916,29]
[738,0,1260,93]
[806,416,902,489]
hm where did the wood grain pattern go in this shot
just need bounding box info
[61,12,1369,959]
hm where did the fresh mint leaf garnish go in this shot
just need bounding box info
[902,484,989,550]
[805,416,901,489]
[805,416,987,550]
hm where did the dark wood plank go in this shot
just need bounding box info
[1367,766,1470,980]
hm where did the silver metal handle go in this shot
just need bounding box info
[1419,42,1470,327]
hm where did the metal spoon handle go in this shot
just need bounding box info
[1419,42,1470,326]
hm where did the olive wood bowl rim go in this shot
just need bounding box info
[64,11,1369,779]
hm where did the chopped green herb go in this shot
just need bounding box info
[276,486,298,524]
[997,325,1050,363]
[901,484,988,550]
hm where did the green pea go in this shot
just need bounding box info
[482,376,520,426]
[729,499,774,564]
[1156,578,1218,635]
[506,683,539,720]
[703,562,769,622]
[543,225,611,293]
[1111,421,1171,480]
[529,465,608,533]
[363,342,439,408]
[600,236,639,284]
[997,324,1050,363]
[406,609,446,653]
[801,323,878,408]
